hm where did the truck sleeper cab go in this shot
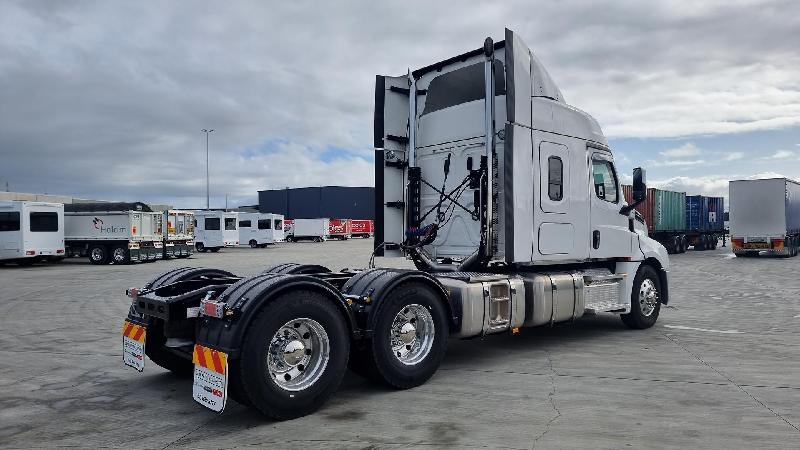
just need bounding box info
[122,29,669,421]
[0,201,65,265]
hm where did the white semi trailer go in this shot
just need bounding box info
[163,210,195,259]
[730,178,800,257]
[0,201,65,265]
[193,210,239,252]
[65,202,163,265]
[123,29,669,420]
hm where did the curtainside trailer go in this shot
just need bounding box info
[65,202,163,264]
[122,29,669,420]
[0,201,65,265]
[730,178,800,257]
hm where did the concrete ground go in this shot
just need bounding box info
[0,239,798,449]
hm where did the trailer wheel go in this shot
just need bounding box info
[195,242,206,253]
[363,282,448,389]
[111,245,130,264]
[621,265,661,329]
[236,289,349,420]
[249,240,258,249]
[88,245,109,265]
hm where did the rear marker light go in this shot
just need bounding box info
[201,299,225,319]
[56,249,65,254]
[25,250,36,256]
[773,239,784,250]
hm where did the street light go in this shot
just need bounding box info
[202,129,214,209]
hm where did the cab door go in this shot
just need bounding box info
[589,151,632,258]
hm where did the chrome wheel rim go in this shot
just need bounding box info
[90,248,104,261]
[390,304,435,366]
[639,279,658,317]
[267,318,329,392]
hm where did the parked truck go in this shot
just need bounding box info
[622,187,724,253]
[0,201,65,265]
[122,29,669,421]
[65,202,163,264]
[729,178,800,257]
[328,218,352,240]
[193,210,238,252]
[285,218,329,242]
[163,210,194,259]
[351,219,374,238]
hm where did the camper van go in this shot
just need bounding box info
[0,201,65,265]
[194,211,238,252]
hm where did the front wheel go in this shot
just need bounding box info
[235,290,349,420]
[621,265,661,329]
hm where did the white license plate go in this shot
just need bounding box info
[122,321,146,372]
[192,344,228,412]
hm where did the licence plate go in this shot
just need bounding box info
[744,242,769,249]
[122,320,146,372]
[192,344,228,412]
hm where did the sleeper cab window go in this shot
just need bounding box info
[548,156,563,201]
[591,157,619,203]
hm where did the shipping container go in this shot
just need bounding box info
[729,178,800,257]
[686,196,724,232]
[622,186,721,253]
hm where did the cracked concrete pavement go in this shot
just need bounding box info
[0,239,798,448]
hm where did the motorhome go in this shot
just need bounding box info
[0,201,65,265]
[193,210,238,252]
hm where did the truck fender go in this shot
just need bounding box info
[637,234,670,305]
[340,268,455,335]
[195,273,358,359]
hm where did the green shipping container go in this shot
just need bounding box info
[652,189,686,232]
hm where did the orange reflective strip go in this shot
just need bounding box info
[193,344,207,367]
[123,322,134,338]
[210,349,224,375]
[132,325,145,342]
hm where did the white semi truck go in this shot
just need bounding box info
[163,210,195,259]
[193,210,238,252]
[0,201,65,265]
[123,29,669,420]
[729,178,800,257]
[65,202,163,265]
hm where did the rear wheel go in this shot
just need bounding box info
[249,240,258,248]
[195,242,206,253]
[236,290,349,420]
[621,265,661,329]
[111,245,130,264]
[88,245,109,265]
[353,282,449,389]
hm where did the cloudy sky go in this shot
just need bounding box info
[1,0,799,208]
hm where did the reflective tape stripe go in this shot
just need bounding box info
[192,344,227,375]
[123,321,146,343]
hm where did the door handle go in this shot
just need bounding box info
[593,230,600,249]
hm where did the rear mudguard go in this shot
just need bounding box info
[196,273,359,358]
[340,268,456,335]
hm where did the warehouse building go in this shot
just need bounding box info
[258,186,374,219]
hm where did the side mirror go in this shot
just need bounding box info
[632,167,647,202]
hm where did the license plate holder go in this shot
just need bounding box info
[122,320,146,372]
[192,344,228,412]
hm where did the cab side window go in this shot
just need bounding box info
[591,158,619,203]
[548,156,563,201]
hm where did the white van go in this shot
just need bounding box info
[0,201,65,265]
[194,211,238,252]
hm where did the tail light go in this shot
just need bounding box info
[200,298,226,318]
[772,238,784,250]
[731,238,744,249]
[25,250,35,256]
[126,287,140,299]
[56,249,65,254]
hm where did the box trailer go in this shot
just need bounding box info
[328,218,352,240]
[64,202,163,265]
[122,29,669,421]
[0,201,65,265]
[622,187,724,253]
[730,178,800,257]
[163,210,194,259]
[285,218,329,242]
[193,211,239,252]
[351,219,374,238]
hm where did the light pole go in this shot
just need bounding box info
[202,129,214,209]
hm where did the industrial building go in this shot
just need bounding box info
[258,186,374,219]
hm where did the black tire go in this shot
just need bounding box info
[235,290,349,420]
[359,282,449,389]
[210,247,220,253]
[195,242,206,253]
[286,236,294,242]
[621,265,661,329]
[88,244,109,265]
[249,240,258,249]
[17,258,36,266]
[111,245,130,264]
[680,236,688,253]
[262,263,331,275]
